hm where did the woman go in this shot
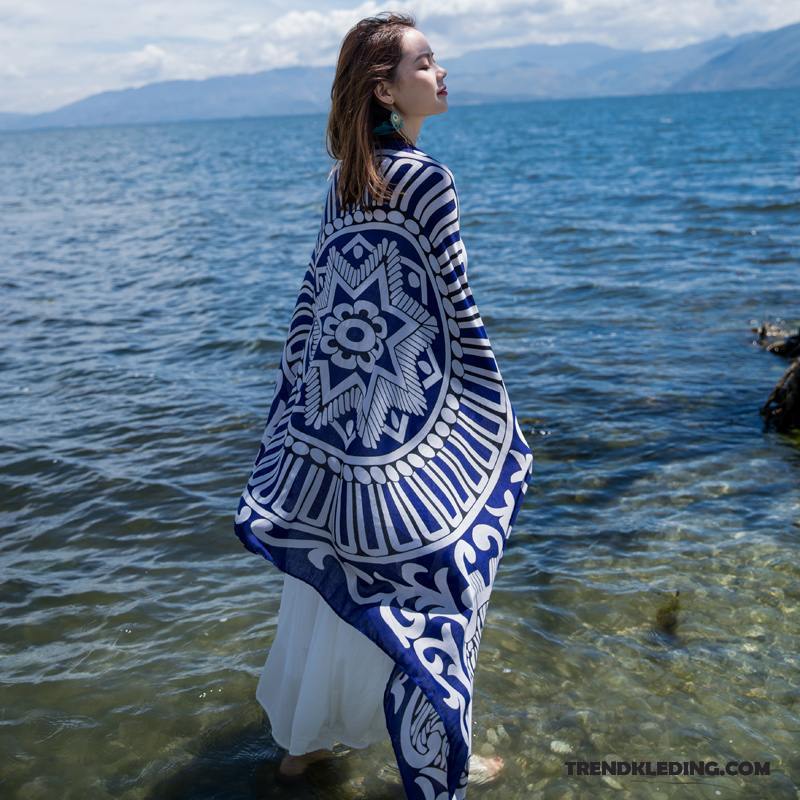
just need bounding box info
[234,11,535,799]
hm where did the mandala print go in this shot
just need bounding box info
[304,233,440,449]
[234,132,535,800]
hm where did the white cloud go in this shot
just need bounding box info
[0,0,797,113]
[116,44,170,82]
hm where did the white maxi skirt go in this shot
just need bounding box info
[257,571,396,755]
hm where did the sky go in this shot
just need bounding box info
[1,0,798,114]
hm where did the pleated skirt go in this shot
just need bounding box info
[257,571,396,755]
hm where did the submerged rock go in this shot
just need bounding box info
[655,590,681,634]
[755,322,800,358]
[761,358,800,432]
[755,322,800,432]
[549,739,574,754]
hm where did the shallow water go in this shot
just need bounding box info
[1,87,799,800]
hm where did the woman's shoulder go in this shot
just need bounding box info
[327,139,453,174]
[374,146,456,191]
[376,141,450,168]
[323,147,458,226]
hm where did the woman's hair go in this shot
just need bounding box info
[326,11,416,209]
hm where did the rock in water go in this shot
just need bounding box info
[655,590,680,634]
[755,322,800,432]
[761,357,800,432]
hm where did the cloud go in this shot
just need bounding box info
[0,0,797,113]
[117,44,171,82]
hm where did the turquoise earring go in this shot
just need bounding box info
[373,108,404,135]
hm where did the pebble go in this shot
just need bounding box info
[542,782,575,800]
[479,741,495,757]
[550,739,574,754]
[539,755,565,776]
[16,780,50,800]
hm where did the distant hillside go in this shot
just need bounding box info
[669,20,800,91]
[0,67,334,131]
[1,20,798,132]
[572,32,763,95]
[439,33,751,102]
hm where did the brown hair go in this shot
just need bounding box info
[326,11,416,210]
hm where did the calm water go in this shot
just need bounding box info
[2,87,799,800]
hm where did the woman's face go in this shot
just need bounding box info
[374,28,448,120]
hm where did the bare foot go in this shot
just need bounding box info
[278,747,335,777]
[468,754,505,784]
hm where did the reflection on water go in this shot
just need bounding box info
[1,87,799,799]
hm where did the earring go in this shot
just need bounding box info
[389,109,404,131]
[373,106,405,135]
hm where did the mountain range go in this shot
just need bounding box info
[2,20,798,131]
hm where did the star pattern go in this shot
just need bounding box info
[302,232,440,449]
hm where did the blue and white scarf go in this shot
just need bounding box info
[234,131,534,799]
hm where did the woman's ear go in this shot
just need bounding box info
[373,81,393,107]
